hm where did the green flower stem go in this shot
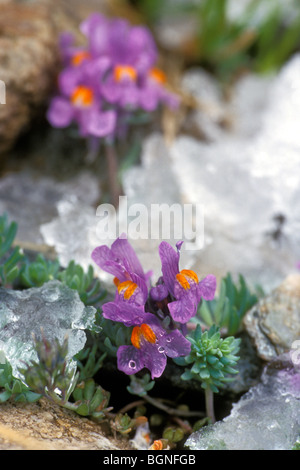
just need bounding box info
[46,390,77,412]
[142,394,205,418]
[105,142,122,208]
[205,385,216,424]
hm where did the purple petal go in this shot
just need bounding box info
[158,241,180,297]
[117,343,167,379]
[143,345,167,379]
[80,13,110,56]
[111,237,145,280]
[84,56,112,82]
[107,19,130,63]
[58,67,82,96]
[139,86,159,112]
[144,269,154,283]
[85,109,116,138]
[117,345,144,375]
[176,240,184,251]
[139,82,180,112]
[101,80,122,104]
[59,31,74,50]
[168,296,197,323]
[198,274,217,301]
[119,84,140,108]
[47,97,73,128]
[174,275,199,301]
[80,12,106,37]
[141,312,164,332]
[91,245,127,280]
[127,26,157,73]
[150,284,169,302]
[160,329,191,358]
[102,302,146,327]
[129,273,148,305]
[59,32,76,62]
[115,274,148,307]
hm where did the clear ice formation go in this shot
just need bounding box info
[41,135,195,285]
[40,199,101,272]
[122,54,300,291]
[185,357,300,450]
[0,280,97,379]
[0,171,100,245]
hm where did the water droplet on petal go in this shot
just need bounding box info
[166,337,172,343]
[129,360,136,369]
[158,346,165,353]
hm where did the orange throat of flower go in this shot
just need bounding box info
[71,85,94,107]
[176,269,199,290]
[71,51,91,67]
[149,67,167,84]
[117,280,138,300]
[114,64,137,82]
[131,323,156,349]
[71,85,94,108]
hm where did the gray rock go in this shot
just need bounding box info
[185,356,300,450]
[244,274,300,362]
[0,2,59,154]
[0,280,97,379]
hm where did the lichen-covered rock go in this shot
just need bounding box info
[0,2,60,154]
[243,274,300,362]
[0,397,131,450]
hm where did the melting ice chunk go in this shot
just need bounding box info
[0,280,97,379]
[185,357,300,450]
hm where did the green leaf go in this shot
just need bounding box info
[75,402,90,416]
[23,391,42,403]
[0,220,17,257]
[194,324,202,342]
[191,362,202,374]
[197,301,214,327]
[172,357,187,366]
[206,355,219,365]
[181,370,194,381]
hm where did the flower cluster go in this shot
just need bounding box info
[92,237,216,380]
[47,13,179,141]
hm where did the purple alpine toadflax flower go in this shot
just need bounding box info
[91,235,152,284]
[91,237,215,379]
[114,310,191,379]
[152,241,217,324]
[47,13,179,139]
[91,235,151,307]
